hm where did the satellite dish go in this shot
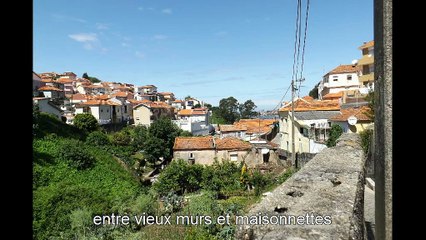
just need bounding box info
[348,116,358,125]
[351,59,358,65]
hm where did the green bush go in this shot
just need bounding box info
[74,113,99,133]
[153,159,203,196]
[86,131,111,147]
[57,139,95,170]
[360,129,373,154]
[112,131,132,146]
[326,124,343,147]
[201,160,242,195]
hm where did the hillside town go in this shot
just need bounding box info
[33,40,374,167]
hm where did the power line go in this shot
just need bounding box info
[272,84,292,111]
[297,0,311,98]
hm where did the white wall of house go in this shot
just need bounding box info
[323,72,360,88]
[35,99,62,119]
[133,105,152,126]
[221,131,246,139]
[173,119,210,136]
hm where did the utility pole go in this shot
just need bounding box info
[291,79,296,167]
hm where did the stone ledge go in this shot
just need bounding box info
[235,133,365,240]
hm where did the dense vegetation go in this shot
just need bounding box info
[33,111,295,239]
[210,97,258,124]
[326,124,343,147]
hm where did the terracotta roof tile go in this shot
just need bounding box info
[173,136,251,151]
[113,91,128,98]
[330,106,372,122]
[327,64,360,75]
[56,78,74,84]
[38,86,63,91]
[279,97,340,112]
[174,136,214,150]
[323,91,343,100]
[215,137,251,151]
[71,93,88,100]
[178,108,207,116]
[219,124,247,132]
[359,40,374,50]
[234,119,278,134]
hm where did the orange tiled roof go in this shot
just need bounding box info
[327,64,360,75]
[359,40,374,50]
[323,91,343,100]
[215,137,251,151]
[178,108,207,116]
[113,91,128,98]
[93,94,111,100]
[173,99,184,103]
[38,86,63,91]
[81,99,121,106]
[219,124,247,132]
[71,93,88,100]
[279,97,340,112]
[174,136,215,150]
[234,119,278,134]
[330,106,372,122]
[141,85,156,88]
[159,92,173,95]
[173,136,251,151]
[56,78,73,84]
[41,78,55,83]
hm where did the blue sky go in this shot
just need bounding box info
[34,0,373,111]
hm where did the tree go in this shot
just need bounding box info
[326,124,343,147]
[86,131,110,147]
[131,125,148,150]
[81,72,101,83]
[204,103,212,109]
[365,91,375,120]
[184,95,192,100]
[73,113,98,132]
[309,82,319,99]
[194,103,202,108]
[239,100,257,119]
[144,117,182,162]
[82,72,89,79]
[218,97,239,124]
[33,103,40,136]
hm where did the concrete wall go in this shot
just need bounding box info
[236,133,366,239]
[174,149,250,165]
[323,72,360,88]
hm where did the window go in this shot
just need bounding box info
[136,117,140,120]
[101,109,103,112]
[189,152,194,159]
[369,65,374,73]
[333,76,338,81]
[124,105,127,113]
[347,75,352,80]
[107,109,109,113]
[230,153,238,161]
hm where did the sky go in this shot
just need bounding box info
[34,0,373,111]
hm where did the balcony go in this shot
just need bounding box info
[359,73,374,83]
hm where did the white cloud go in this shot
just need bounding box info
[96,23,109,30]
[121,42,130,47]
[153,34,168,40]
[162,8,172,14]
[69,33,98,42]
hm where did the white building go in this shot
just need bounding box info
[318,64,361,100]
[173,108,211,135]
[33,97,63,119]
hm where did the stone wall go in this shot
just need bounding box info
[235,133,366,239]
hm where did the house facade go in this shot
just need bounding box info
[133,101,174,127]
[278,96,340,154]
[357,40,375,93]
[173,136,251,165]
[33,97,63,119]
[330,106,373,133]
[318,64,361,99]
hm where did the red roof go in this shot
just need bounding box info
[215,137,251,151]
[174,136,214,150]
[279,97,340,112]
[38,86,63,92]
[330,106,372,122]
[327,64,360,75]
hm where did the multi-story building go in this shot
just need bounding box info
[318,64,361,99]
[357,40,374,93]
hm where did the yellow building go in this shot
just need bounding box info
[329,106,373,133]
[357,40,374,91]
